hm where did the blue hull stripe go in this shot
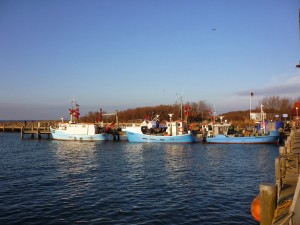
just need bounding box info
[126,131,196,143]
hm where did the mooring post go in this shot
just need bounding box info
[20,127,23,139]
[275,157,281,199]
[289,174,300,224]
[285,138,291,154]
[259,183,277,225]
[279,146,286,155]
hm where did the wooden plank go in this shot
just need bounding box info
[272,172,298,225]
[272,129,300,224]
[290,175,300,225]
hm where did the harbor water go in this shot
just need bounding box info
[0,132,279,224]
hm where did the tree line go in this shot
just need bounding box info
[79,96,300,124]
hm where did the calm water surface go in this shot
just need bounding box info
[0,133,279,224]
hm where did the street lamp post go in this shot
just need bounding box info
[296,107,299,126]
[219,116,224,124]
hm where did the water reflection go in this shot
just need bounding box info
[52,141,98,174]
[163,144,191,174]
[1,134,280,225]
[51,141,98,195]
[122,143,193,174]
[122,143,145,169]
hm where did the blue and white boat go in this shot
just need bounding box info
[50,122,110,141]
[203,122,280,144]
[50,102,110,141]
[125,114,200,143]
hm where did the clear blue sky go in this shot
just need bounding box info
[0,0,299,120]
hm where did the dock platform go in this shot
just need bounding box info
[21,127,51,139]
[269,128,300,225]
[0,121,130,140]
[0,121,55,139]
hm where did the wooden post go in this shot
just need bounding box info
[279,146,286,155]
[37,128,40,139]
[290,174,300,224]
[275,157,281,199]
[285,139,291,153]
[280,157,286,180]
[260,183,277,225]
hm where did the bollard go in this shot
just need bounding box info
[285,139,291,154]
[275,157,281,199]
[290,175,300,224]
[279,146,286,155]
[260,183,277,225]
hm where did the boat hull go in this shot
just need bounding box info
[205,131,279,144]
[107,133,128,141]
[50,127,109,141]
[125,131,196,143]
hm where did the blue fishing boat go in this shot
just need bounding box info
[125,114,200,143]
[202,123,280,144]
[202,103,281,144]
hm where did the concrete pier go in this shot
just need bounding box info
[271,128,300,225]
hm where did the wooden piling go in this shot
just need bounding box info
[272,128,300,225]
[290,175,300,224]
[285,138,291,153]
[20,126,51,139]
[279,146,286,155]
[275,157,282,198]
[260,183,277,225]
[20,127,23,139]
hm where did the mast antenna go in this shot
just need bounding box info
[297,7,300,67]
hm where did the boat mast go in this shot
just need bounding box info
[250,91,253,120]
[68,101,80,123]
[297,7,300,67]
[176,90,184,121]
[180,95,183,121]
[261,104,265,134]
[69,101,75,123]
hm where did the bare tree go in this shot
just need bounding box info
[259,96,295,120]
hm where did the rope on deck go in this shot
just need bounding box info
[272,199,293,225]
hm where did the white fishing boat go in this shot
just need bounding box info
[50,102,118,141]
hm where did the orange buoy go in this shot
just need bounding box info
[251,196,260,222]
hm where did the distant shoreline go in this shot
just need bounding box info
[0,120,58,122]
